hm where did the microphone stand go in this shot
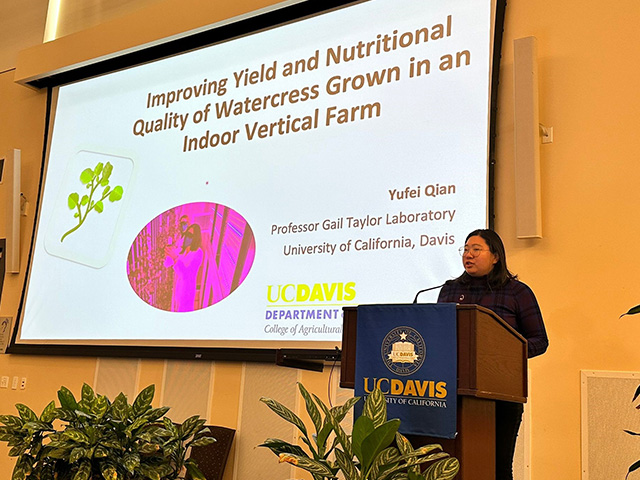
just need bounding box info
[412,283,445,304]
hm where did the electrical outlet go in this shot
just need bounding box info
[0,376,8,388]
[20,377,27,390]
[11,376,18,390]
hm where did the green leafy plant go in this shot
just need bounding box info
[260,383,459,480]
[61,161,124,242]
[624,385,640,479]
[0,384,215,480]
[621,306,640,478]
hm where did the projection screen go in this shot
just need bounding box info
[11,0,504,360]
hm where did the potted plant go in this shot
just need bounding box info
[260,383,459,480]
[620,306,640,478]
[0,383,215,480]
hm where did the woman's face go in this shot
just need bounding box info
[462,235,498,277]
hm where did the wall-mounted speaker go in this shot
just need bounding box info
[0,149,21,273]
[513,37,542,239]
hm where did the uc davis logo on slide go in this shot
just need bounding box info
[266,282,356,303]
[381,326,426,376]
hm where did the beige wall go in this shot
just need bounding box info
[497,1,640,476]
[2,0,640,479]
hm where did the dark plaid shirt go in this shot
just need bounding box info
[438,276,548,358]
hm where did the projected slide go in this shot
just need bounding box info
[18,0,494,347]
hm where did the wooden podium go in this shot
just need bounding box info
[340,304,527,480]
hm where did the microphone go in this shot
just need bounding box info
[412,283,445,304]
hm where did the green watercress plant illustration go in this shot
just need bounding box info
[61,161,124,242]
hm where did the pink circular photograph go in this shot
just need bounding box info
[126,202,256,312]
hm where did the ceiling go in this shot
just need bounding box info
[0,0,163,74]
[0,0,49,73]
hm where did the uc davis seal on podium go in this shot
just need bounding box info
[381,326,426,376]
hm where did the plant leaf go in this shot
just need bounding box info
[8,444,27,456]
[185,460,207,480]
[100,461,118,480]
[0,415,24,429]
[298,383,323,435]
[109,186,123,202]
[140,428,164,443]
[631,385,640,403]
[352,415,375,463]
[369,446,401,479]
[163,417,178,436]
[81,383,95,404]
[68,192,79,209]
[621,305,640,318]
[312,394,331,416]
[94,201,104,213]
[73,460,92,480]
[395,432,414,456]
[91,395,109,418]
[334,448,358,479]
[69,447,86,463]
[110,393,129,421]
[422,457,460,480]
[378,452,450,480]
[361,419,401,473]
[259,438,308,457]
[79,169,94,185]
[138,442,160,454]
[191,436,216,448]
[325,410,353,460]
[260,397,308,438]
[326,395,360,424]
[11,465,26,480]
[39,465,55,480]
[363,389,387,427]
[24,420,53,431]
[0,433,21,443]
[126,417,149,437]
[47,438,75,449]
[156,464,174,478]
[103,162,113,181]
[15,404,38,422]
[180,415,204,438]
[404,444,442,459]
[15,457,33,478]
[132,385,155,415]
[123,452,140,473]
[278,453,336,477]
[54,408,76,422]
[316,421,334,454]
[46,448,69,459]
[40,401,57,423]
[338,396,362,418]
[63,429,90,444]
[58,386,78,410]
[628,460,640,480]
[144,406,170,422]
[94,445,109,457]
[139,463,162,480]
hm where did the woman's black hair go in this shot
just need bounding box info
[455,229,517,288]
[181,223,202,252]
